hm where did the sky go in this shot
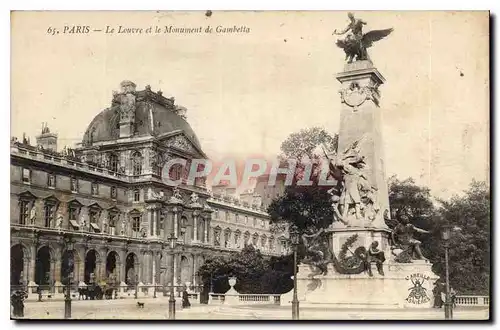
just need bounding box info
[10,11,489,199]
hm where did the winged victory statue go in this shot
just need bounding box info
[333,13,393,63]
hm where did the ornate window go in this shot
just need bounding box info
[253,217,257,227]
[234,230,241,247]
[224,228,231,248]
[261,235,267,249]
[18,192,35,225]
[43,197,58,228]
[252,233,259,246]
[133,189,140,202]
[109,211,119,235]
[131,214,141,238]
[67,200,82,230]
[19,200,30,225]
[132,151,142,176]
[91,183,99,196]
[213,227,221,246]
[110,186,117,199]
[47,174,56,188]
[108,153,119,172]
[70,178,78,193]
[194,163,205,187]
[22,168,31,184]
[88,204,102,233]
[225,211,230,221]
[169,163,183,181]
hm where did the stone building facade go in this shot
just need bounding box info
[10,81,287,292]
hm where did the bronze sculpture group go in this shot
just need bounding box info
[333,12,393,63]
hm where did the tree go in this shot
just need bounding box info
[196,245,294,294]
[269,127,338,235]
[429,180,490,295]
[279,127,338,161]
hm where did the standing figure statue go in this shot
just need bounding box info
[55,212,63,229]
[29,203,37,225]
[388,212,430,262]
[79,214,86,232]
[120,217,126,236]
[333,12,393,63]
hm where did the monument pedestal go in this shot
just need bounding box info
[282,260,438,309]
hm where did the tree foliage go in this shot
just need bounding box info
[279,127,338,161]
[429,180,491,295]
[196,245,294,294]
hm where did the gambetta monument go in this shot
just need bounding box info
[281,13,438,309]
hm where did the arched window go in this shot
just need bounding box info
[132,152,142,176]
[109,153,119,172]
[169,164,183,181]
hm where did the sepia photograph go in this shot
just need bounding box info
[9,10,490,320]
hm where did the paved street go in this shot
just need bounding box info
[12,298,489,320]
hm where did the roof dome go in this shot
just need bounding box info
[82,82,202,150]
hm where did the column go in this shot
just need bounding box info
[148,208,153,237]
[166,253,173,287]
[120,260,126,283]
[28,245,36,283]
[204,219,208,243]
[116,262,122,284]
[153,210,157,237]
[174,211,178,238]
[164,209,172,241]
[191,255,196,286]
[152,253,156,284]
[193,211,198,242]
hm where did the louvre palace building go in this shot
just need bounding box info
[10,81,289,293]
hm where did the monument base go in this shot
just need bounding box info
[282,260,438,309]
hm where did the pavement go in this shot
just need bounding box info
[12,299,490,320]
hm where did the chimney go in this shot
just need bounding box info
[117,80,137,138]
[36,122,58,151]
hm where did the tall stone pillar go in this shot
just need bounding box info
[28,245,36,283]
[336,60,390,230]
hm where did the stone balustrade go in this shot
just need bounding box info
[455,295,490,307]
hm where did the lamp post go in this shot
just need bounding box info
[168,233,177,320]
[64,237,74,319]
[441,225,461,320]
[153,271,158,299]
[134,274,138,299]
[290,225,300,320]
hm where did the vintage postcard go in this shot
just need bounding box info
[10,11,490,320]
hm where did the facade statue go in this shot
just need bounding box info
[190,192,199,205]
[214,230,221,246]
[120,218,126,236]
[55,212,63,229]
[102,215,108,233]
[29,204,37,225]
[333,12,393,63]
[387,212,430,262]
[169,187,183,203]
[79,214,86,231]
